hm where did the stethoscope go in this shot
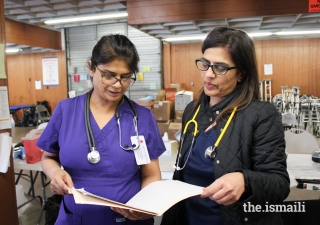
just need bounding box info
[85,89,140,164]
[174,105,237,170]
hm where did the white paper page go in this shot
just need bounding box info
[35,80,42,90]
[0,133,12,173]
[72,180,203,216]
[126,180,203,216]
[0,86,11,130]
[264,64,273,75]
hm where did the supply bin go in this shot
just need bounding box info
[22,129,43,164]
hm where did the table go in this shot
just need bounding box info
[14,159,48,225]
[287,153,320,185]
[158,153,320,199]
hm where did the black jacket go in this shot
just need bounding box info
[161,90,290,225]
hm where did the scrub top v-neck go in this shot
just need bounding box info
[182,127,223,225]
[37,94,165,225]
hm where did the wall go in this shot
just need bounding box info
[66,23,162,100]
[0,0,19,223]
[163,38,320,98]
[127,0,308,24]
[255,38,320,97]
[5,19,61,50]
[7,51,67,117]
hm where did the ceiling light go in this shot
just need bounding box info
[247,32,273,37]
[6,48,20,53]
[162,32,272,42]
[275,30,320,35]
[44,12,128,25]
[163,35,207,42]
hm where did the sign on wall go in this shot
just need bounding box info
[42,57,59,86]
[309,0,320,12]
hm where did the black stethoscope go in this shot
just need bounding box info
[174,105,237,170]
[85,89,140,164]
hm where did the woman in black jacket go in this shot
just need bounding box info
[161,26,290,225]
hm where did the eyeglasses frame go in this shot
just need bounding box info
[95,65,136,86]
[195,58,237,75]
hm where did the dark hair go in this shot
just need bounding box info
[194,26,259,121]
[89,34,140,74]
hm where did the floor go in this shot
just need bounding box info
[12,126,320,225]
[11,126,52,225]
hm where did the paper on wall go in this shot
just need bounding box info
[0,133,12,173]
[0,86,11,130]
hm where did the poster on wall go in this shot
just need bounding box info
[0,44,6,79]
[0,86,11,130]
[42,57,59,86]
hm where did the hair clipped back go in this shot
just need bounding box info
[89,34,140,74]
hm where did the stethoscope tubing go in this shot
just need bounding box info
[85,89,139,164]
[174,105,237,170]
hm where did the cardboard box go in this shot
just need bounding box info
[165,83,183,101]
[170,83,183,92]
[162,132,178,155]
[153,101,174,121]
[175,110,184,120]
[157,120,170,136]
[163,140,178,155]
[168,122,182,140]
[155,89,166,101]
[175,91,193,110]
[133,99,154,107]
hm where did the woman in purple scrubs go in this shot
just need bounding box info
[37,34,165,225]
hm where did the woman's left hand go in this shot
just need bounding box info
[111,207,154,221]
[200,172,245,205]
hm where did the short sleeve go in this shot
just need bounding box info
[136,105,166,160]
[36,102,63,154]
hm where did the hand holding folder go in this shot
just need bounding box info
[70,180,203,216]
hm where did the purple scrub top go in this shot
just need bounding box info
[37,94,166,225]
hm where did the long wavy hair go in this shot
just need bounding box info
[193,26,259,121]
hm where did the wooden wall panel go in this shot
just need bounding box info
[7,51,67,115]
[0,0,19,223]
[5,19,61,50]
[127,0,309,25]
[163,37,320,98]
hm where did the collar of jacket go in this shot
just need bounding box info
[174,85,242,173]
[201,84,242,115]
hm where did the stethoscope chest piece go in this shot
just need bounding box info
[87,149,100,164]
[204,146,216,159]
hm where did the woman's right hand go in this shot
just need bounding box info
[50,169,74,195]
[42,151,74,195]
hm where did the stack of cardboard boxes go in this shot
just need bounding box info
[133,84,194,156]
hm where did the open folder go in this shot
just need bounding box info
[71,180,203,216]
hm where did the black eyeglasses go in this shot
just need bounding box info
[95,66,136,86]
[195,59,237,75]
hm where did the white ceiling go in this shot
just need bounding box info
[4,0,320,53]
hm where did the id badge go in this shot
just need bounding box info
[130,135,150,165]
